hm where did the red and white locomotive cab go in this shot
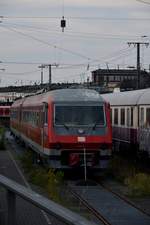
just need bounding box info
[10,89,112,169]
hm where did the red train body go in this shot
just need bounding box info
[10,89,112,169]
[0,105,10,126]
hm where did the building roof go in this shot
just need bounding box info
[92,69,149,76]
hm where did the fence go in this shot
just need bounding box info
[0,175,96,225]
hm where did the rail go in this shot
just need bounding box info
[0,175,96,225]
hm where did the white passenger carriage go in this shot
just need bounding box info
[102,88,150,157]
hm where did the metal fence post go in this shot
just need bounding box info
[7,190,16,225]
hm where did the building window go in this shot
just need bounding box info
[121,108,125,126]
[114,108,118,125]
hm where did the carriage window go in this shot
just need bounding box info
[127,108,130,126]
[44,109,48,124]
[121,108,125,126]
[131,107,133,127]
[110,108,112,123]
[146,108,150,127]
[140,108,144,127]
[114,108,118,125]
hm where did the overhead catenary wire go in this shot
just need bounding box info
[136,0,150,5]
[3,21,144,41]
[1,15,150,21]
[0,24,92,61]
[0,46,137,68]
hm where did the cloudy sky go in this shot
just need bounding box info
[0,0,150,86]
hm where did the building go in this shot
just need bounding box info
[91,69,150,90]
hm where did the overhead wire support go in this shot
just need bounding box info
[40,64,59,87]
[127,41,149,89]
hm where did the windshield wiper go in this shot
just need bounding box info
[92,122,98,130]
[55,118,69,130]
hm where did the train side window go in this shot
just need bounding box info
[110,108,112,123]
[131,107,133,127]
[45,109,48,124]
[43,103,48,124]
[127,108,130,126]
[140,108,144,127]
[0,108,3,116]
[114,108,118,125]
[121,108,125,126]
[146,108,150,127]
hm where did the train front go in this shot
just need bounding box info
[48,89,112,169]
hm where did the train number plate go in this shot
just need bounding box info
[77,137,86,142]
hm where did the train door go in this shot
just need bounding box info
[139,106,150,157]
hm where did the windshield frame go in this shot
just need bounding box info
[54,102,106,128]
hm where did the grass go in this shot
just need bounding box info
[108,155,150,197]
[20,150,65,203]
[125,173,150,197]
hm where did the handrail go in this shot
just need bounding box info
[0,174,96,225]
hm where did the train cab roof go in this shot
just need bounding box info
[48,88,104,103]
[102,88,150,106]
[11,89,105,108]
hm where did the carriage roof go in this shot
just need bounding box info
[102,88,150,106]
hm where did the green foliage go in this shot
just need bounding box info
[125,173,150,197]
[20,151,64,203]
[108,155,137,182]
[47,169,64,202]
[30,168,49,187]
[109,155,150,197]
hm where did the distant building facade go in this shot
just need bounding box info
[91,69,150,90]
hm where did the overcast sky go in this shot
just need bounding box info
[0,0,150,86]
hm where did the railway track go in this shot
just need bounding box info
[68,180,150,225]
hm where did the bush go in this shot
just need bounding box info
[108,155,137,182]
[125,173,150,197]
[47,169,64,202]
[31,168,49,187]
[20,151,64,203]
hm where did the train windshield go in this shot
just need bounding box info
[55,105,105,126]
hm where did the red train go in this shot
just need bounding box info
[0,105,11,127]
[10,89,112,169]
